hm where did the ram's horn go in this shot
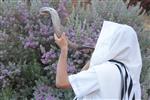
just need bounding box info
[39,7,94,50]
[40,7,62,37]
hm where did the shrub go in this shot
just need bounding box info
[0,0,149,100]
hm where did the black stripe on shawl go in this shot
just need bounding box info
[128,77,133,97]
[115,64,124,100]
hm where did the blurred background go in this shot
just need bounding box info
[0,0,150,100]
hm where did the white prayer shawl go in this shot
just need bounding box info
[90,21,142,100]
[69,21,142,100]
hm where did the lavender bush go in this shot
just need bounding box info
[0,0,149,100]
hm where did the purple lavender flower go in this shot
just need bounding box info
[33,85,55,100]
[67,60,76,73]
[46,94,55,100]
[35,95,45,100]
[1,17,9,28]
[67,65,76,73]
[28,28,34,37]
[41,59,49,65]
[40,24,49,37]
[16,2,29,24]
[24,37,39,49]
[57,0,69,21]
[1,69,9,75]
[41,50,56,64]
[0,76,5,80]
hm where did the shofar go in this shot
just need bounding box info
[39,7,94,50]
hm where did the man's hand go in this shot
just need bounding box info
[54,32,71,88]
[54,32,68,50]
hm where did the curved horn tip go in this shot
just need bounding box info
[40,7,56,13]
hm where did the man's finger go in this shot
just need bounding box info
[54,34,59,40]
[62,32,67,40]
[62,32,66,35]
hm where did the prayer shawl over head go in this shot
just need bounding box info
[90,21,142,99]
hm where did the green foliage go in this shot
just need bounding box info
[0,0,150,100]
[0,88,14,100]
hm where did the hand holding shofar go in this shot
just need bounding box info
[39,7,94,51]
